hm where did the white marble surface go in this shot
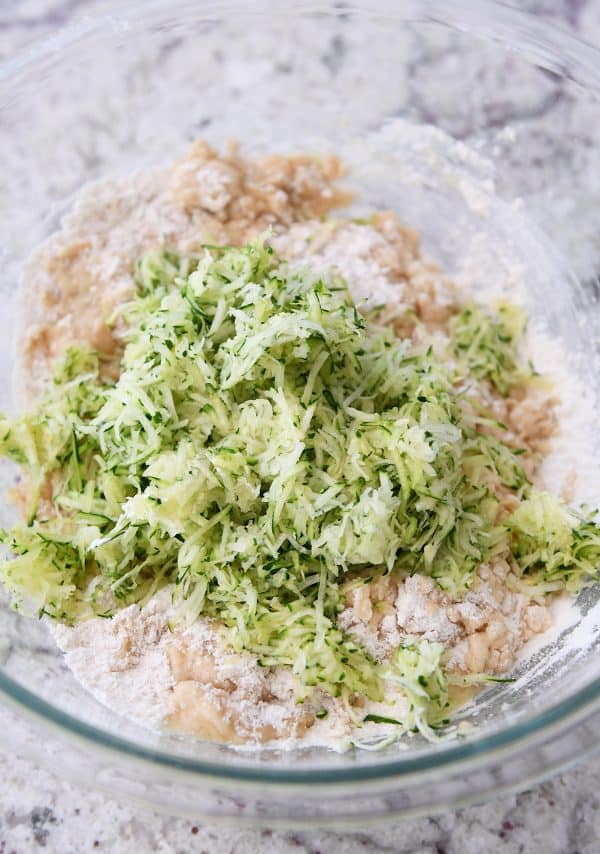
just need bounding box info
[1,1,600,851]
[0,748,599,853]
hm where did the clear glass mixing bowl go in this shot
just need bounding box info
[0,0,600,826]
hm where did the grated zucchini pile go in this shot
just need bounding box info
[1,239,599,731]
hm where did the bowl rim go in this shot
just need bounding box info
[2,663,600,787]
[1,0,600,795]
[2,0,600,91]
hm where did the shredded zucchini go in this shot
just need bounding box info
[1,238,598,722]
[379,640,450,737]
[450,302,532,395]
[507,492,600,594]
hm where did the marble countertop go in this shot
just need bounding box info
[1,1,600,851]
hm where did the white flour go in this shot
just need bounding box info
[272,221,409,310]
[51,588,176,731]
[50,588,409,752]
[529,327,600,505]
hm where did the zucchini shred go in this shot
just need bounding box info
[1,237,599,740]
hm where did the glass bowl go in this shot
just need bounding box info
[1,0,600,826]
